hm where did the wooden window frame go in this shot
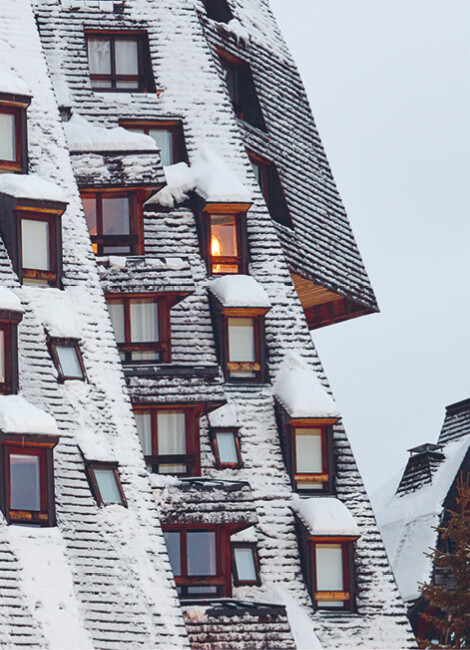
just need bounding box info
[222,310,266,383]
[106,293,172,364]
[231,542,261,586]
[133,404,201,476]
[80,190,142,256]
[119,120,188,165]
[162,524,231,599]
[218,49,266,132]
[18,210,60,287]
[86,461,127,507]
[247,150,292,228]
[85,30,155,93]
[210,427,242,469]
[0,434,58,527]
[199,207,249,276]
[48,337,86,383]
[310,538,356,612]
[0,103,27,173]
[290,421,333,494]
[201,0,233,22]
[0,313,20,396]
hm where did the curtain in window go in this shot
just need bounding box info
[0,113,15,161]
[82,197,97,236]
[130,300,159,343]
[295,428,322,473]
[102,196,130,236]
[228,317,255,362]
[163,531,181,576]
[315,544,343,591]
[187,531,217,576]
[157,411,186,455]
[88,39,111,75]
[10,454,40,511]
[149,129,173,167]
[135,411,152,456]
[115,39,139,89]
[107,302,125,343]
[21,220,50,271]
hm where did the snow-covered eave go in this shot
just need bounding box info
[292,495,360,538]
[276,398,340,424]
[202,199,252,212]
[0,89,31,107]
[209,275,271,310]
[0,174,67,207]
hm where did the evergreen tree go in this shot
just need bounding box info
[418,475,470,648]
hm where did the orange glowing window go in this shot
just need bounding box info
[209,214,241,275]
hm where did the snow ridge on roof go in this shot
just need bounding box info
[273,351,339,418]
[65,113,157,152]
[0,173,66,203]
[0,394,59,435]
[209,275,271,308]
[292,494,359,537]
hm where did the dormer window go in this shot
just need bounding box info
[20,212,60,286]
[201,0,233,22]
[86,31,154,93]
[291,423,332,493]
[311,541,354,611]
[81,191,142,256]
[106,293,171,364]
[199,205,249,275]
[0,93,30,173]
[120,120,187,167]
[248,151,292,227]
[218,50,266,131]
[48,338,86,382]
[0,298,22,395]
[86,461,127,507]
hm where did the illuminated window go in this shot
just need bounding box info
[48,338,86,382]
[86,462,127,507]
[120,120,187,167]
[199,208,249,275]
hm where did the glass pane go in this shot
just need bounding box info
[234,547,257,581]
[102,196,130,236]
[135,411,152,456]
[93,468,123,504]
[295,428,322,474]
[107,302,125,343]
[315,544,344,592]
[131,350,159,362]
[157,411,186,455]
[251,160,261,185]
[210,214,238,260]
[10,454,40,511]
[130,300,158,343]
[0,330,5,383]
[227,317,255,362]
[223,65,237,105]
[55,345,84,379]
[149,129,173,167]
[0,113,15,161]
[163,530,181,576]
[88,39,111,75]
[21,219,50,271]
[82,197,97,236]
[115,80,140,90]
[91,79,112,89]
[159,463,187,474]
[187,531,216,576]
[216,431,238,464]
[115,39,139,75]
[187,586,217,595]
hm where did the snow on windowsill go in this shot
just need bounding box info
[292,494,360,537]
[0,394,59,435]
[0,287,23,313]
[64,113,157,153]
[273,351,339,419]
[0,173,66,203]
[0,68,30,96]
[209,275,271,308]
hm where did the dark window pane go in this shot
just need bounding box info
[93,468,123,504]
[187,531,217,576]
[102,197,130,236]
[163,531,181,576]
[10,454,40,511]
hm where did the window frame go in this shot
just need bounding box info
[0,434,58,527]
[48,337,87,383]
[86,460,127,508]
[222,310,267,383]
[17,209,60,287]
[80,189,142,256]
[0,310,21,395]
[290,422,332,494]
[247,150,292,228]
[0,103,27,173]
[106,293,172,364]
[199,207,249,276]
[133,404,201,476]
[231,542,261,586]
[210,427,242,469]
[119,120,188,166]
[309,538,356,612]
[85,30,155,93]
[162,524,231,599]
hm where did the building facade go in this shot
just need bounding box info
[0,0,414,647]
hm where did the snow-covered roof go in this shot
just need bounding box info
[0,173,66,203]
[0,395,59,435]
[0,287,24,314]
[23,286,83,339]
[292,495,360,537]
[273,352,339,419]
[373,434,470,602]
[208,402,239,428]
[64,113,157,152]
[209,275,271,308]
[0,68,30,96]
[76,427,116,463]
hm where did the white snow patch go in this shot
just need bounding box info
[0,394,58,434]
[108,255,128,270]
[209,275,270,308]
[0,68,30,96]
[165,256,186,270]
[0,287,23,313]
[222,19,250,45]
[208,402,239,428]
[23,287,82,338]
[184,606,207,623]
[273,351,339,419]
[268,585,322,649]
[0,173,66,203]
[8,527,93,649]
[230,525,257,543]
[76,427,116,462]
[65,113,157,152]
[292,495,360,537]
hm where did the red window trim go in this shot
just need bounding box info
[119,119,188,165]
[230,542,261,586]
[133,404,201,476]
[85,460,127,508]
[310,538,355,612]
[85,31,155,93]
[0,319,19,395]
[80,190,142,256]
[199,207,249,277]
[290,422,331,494]
[0,104,25,173]
[47,337,87,383]
[222,309,267,384]
[210,427,243,469]
[106,293,172,364]
[17,209,60,287]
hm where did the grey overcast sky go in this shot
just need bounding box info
[270,0,470,493]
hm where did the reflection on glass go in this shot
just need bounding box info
[0,113,15,161]
[102,197,130,236]
[94,468,123,504]
[130,300,159,343]
[295,428,322,474]
[56,345,84,379]
[234,547,257,581]
[187,531,217,576]
[21,219,50,271]
[216,431,238,464]
[82,197,97,236]
[10,454,40,511]
[163,530,181,576]
[135,411,152,456]
[107,302,125,343]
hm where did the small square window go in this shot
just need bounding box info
[211,428,242,468]
[18,212,60,287]
[120,121,187,167]
[86,462,127,507]
[86,32,155,93]
[48,338,86,382]
[218,51,266,131]
[231,543,260,586]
